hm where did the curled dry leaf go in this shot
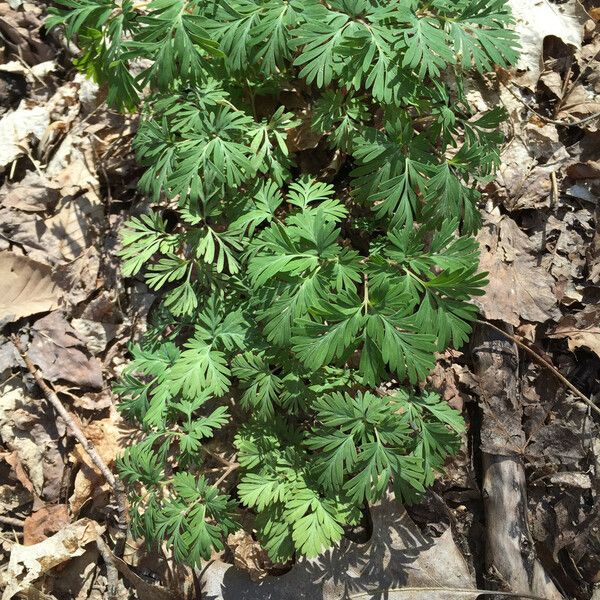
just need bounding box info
[1,518,102,600]
[0,379,67,503]
[549,305,600,358]
[227,529,272,582]
[0,251,62,324]
[508,0,589,89]
[0,379,44,494]
[0,100,50,169]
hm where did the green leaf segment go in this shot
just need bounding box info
[48,0,517,567]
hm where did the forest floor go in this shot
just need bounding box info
[0,0,599,599]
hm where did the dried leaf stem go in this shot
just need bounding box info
[474,319,599,418]
[11,335,128,553]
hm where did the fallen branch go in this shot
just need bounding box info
[475,319,599,418]
[11,336,128,555]
[471,324,562,600]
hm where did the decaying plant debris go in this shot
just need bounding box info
[0,0,599,599]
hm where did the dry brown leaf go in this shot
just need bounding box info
[227,529,272,582]
[45,132,101,201]
[0,4,53,66]
[426,360,467,413]
[0,481,31,519]
[549,305,600,357]
[508,0,589,89]
[1,451,36,495]
[556,83,600,128]
[0,171,60,212]
[286,121,322,152]
[56,387,113,412]
[588,203,600,285]
[28,311,103,389]
[496,125,570,211]
[52,247,101,307]
[474,212,561,326]
[1,518,102,600]
[23,505,70,545]
[539,69,564,99]
[44,195,103,262]
[0,100,50,168]
[0,380,67,503]
[0,194,103,266]
[71,318,121,354]
[0,252,62,324]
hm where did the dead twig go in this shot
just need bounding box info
[11,336,129,555]
[474,320,600,418]
[96,535,120,600]
[214,461,240,488]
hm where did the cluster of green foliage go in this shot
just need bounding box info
[48,0,518,567]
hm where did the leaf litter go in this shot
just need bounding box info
[0,0,599,598]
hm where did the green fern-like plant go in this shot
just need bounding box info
[48,0,518,567]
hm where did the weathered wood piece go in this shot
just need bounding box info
[472,323,562,600]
